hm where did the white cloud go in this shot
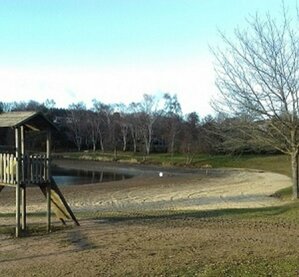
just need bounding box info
[0,58,216,115]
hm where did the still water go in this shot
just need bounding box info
[52,167,132,186]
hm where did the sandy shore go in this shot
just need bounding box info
[0,159,291,214]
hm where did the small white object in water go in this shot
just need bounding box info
[159,172,163,177]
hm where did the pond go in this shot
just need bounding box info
[52,166,132,186]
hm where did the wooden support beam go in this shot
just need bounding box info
[15,127,21,238]
[47,183,51,232]
[21,186,26,231]
[46,130,51,232]
[20,126,26,231]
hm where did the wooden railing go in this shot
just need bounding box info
[24,154,49,184]
[0,153,17,184]
[0,153,49,185]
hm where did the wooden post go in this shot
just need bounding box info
[20,126,26,231]
[46,130,51,232]
[15,127,21,237]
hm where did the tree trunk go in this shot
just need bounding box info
[130,127,137,153]
[291,151,299,199]
[99,132,104,152]
[170,132,175,156]
[113,148,117,160]
[122,135,127,152]
[133,138,137,153]
[144,134,150,155]
[145,125,152,156]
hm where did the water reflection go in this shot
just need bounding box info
[52,167,131,186]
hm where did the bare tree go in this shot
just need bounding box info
[85,111,102,152]
[91,100,109,152]
[131,94,162,155]
[114,103,130,152]
[0,102,14,113]
[212,6,299,198]
[68,102,87,151]
[127,107,140,153]
[43,99,56,110]
[181,112,201,165]
[163,93,182,156]
[92,100,115,152]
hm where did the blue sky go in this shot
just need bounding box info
[0,0,286,115]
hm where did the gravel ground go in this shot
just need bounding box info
[0,159,294,276]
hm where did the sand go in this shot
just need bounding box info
[0,159,290,214]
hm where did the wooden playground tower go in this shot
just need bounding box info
[0,111,79,237]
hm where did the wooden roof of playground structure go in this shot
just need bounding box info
[0,111,57,131]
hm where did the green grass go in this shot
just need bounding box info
[165,256,299,277]
[200,257,299,277]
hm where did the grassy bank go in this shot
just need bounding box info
[59,151,292,176]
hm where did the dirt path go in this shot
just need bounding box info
[1,215,299,276]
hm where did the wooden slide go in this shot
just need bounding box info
[38,177,80,226]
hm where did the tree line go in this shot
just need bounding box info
[0,94,276,163]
